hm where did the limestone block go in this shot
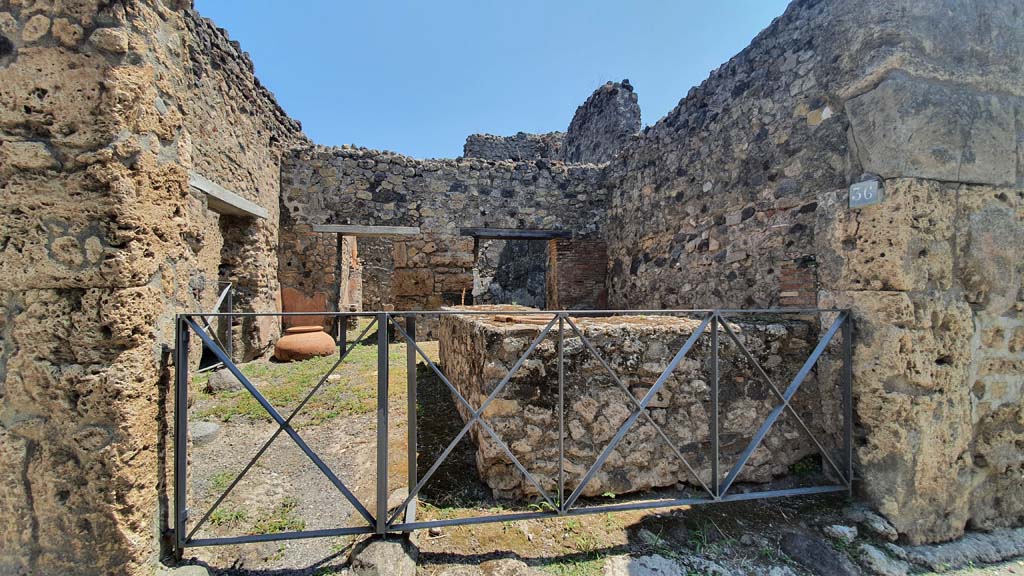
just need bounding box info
[820,290,975,544]
[846,76,1017,186]
[89,27,128,53]
[21,14,50,43]
[392,268,433,296]
[969,403,1024,530]
[51,18,83,47]
[0,140,57,172]
[816,179,955,293]
[955,185,1024,314]
[0,48,108,150]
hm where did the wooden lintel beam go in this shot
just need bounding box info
[459,227,572,240]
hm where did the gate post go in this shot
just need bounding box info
[376,313,390,534]
[710,312,719,499]
[405,315,417,527]
[173,315,190,557]
[841,312,854,494]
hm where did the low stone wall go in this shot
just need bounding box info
[438,306,831,500]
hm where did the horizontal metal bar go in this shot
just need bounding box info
[181,308,848,318]
[389,485,850,532]
[390,511,558,532]
[569,485,849,516]
[186,526,374,547]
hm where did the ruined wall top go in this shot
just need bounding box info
[563,79,641,163]
[463,79,641,164]
[463,131,564,161]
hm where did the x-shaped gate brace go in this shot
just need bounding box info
[174,315,381,551]
[173,308,853,554]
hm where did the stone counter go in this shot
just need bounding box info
[438,305,835,500]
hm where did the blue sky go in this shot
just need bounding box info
[194,0,791,159]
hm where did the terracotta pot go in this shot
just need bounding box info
[273,325,336,362]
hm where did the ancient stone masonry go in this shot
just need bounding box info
[439,306,831,499]
[463,131,564,162]
[280,146,607,331]
[2,0,1023,572]
[601,0,1024,545]
[562,80,641,164]
[463,80,640,165]
[0,0,306,573]
[473,238,549,308]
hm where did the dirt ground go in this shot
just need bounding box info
[176,328,1023,575]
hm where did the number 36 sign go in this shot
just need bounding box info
[849,180,883,209]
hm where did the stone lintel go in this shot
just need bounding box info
[189,171,269,219]
[312,224,421,238]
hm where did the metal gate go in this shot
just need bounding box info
[172,308,852,556]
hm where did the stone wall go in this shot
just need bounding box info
[602,0,1024,544]
[563,80,641,164]
[0,0,305,573]
[277,222,360,330]
[463,80,640,165]
[1,0,1022,568]
[438,306,828,500]
[280,146,607,328]
[473,239,548,308]
[464,131,564,162]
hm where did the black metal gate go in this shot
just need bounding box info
[172,308,853,555]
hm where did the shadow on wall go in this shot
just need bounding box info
[473,239,548,308]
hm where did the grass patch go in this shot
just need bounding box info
[210,471,235,492]
[194,321,437,427]
[541,557,604,576]
[209,506,248,527]
[252,497,305,534]
[789,455,819,477]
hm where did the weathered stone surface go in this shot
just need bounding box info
[817,178,1024,543]
[158,564,212,576]
[88,27,128,53]
[0,1,306,573]
[902,527,1024,572]
[204,368,242,393]
[349,537,417,576]
[437,558,545,576]
[859,543,910,576]
[563,80,640,164]
[439,306,824,499]
[190,421,220,446]
[603,554,689,576]
[780,532,859,576]
[847,75,1018,186]
[464,131,564,162]
[823,524,858,544]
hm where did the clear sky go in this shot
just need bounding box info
[194,0,791,159]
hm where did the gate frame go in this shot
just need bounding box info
[172,307,853,557]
